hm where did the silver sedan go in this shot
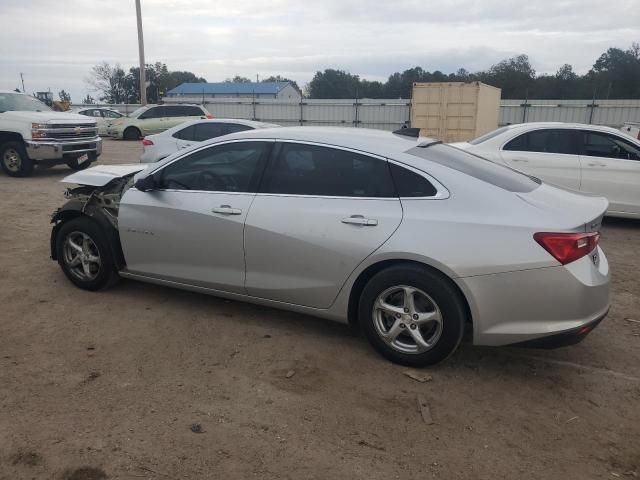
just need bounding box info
[50,127,610,366]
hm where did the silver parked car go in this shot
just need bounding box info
[50,127,610,366]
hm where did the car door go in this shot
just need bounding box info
[173,124,197,151]
[101,109,122,135]
[244,141,403,308]
[499,128,582,190]
[118,140,273,292]
[137,106,164,135]
[579,130,640,215]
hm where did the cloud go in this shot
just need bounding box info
[0,0,638,101]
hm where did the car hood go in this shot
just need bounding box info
[1,110,95,124]
[61,164,148,187]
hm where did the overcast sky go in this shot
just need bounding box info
[1,0,638,101]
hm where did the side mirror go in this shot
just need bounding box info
[134,175,156,192]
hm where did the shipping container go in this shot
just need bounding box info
[410,82,501,142]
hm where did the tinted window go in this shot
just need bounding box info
[504,129,579,155]
[102,110,122,118]
[89,109,102,118]
[173,125,196,141]
[226,123,253,134]
[193,123,227,141]
[410,144,540,193]
[389,163,437,197]
[582,131,640,161]
[166,105,204,117]
[139,107,162,119]
[266,143,396,197]
[158,141,270,192]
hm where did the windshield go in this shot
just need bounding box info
[128,106,154,118]
[0,93,52,113]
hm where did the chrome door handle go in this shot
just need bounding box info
[212,205,242,215]
[341,215,378,226]
[587,162,606,167]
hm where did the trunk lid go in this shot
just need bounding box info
[516,183,608,232]
[61,164,148,187]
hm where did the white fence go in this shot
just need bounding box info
[77,98,640,131]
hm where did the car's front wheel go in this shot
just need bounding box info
[359,264,466,366]
[1,141,34,177]
[55,217,119,291]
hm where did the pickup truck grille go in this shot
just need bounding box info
[44,124,98,141]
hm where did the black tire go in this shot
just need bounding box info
[0,141,34,177]
[66,152,98,171]
[55,216,119,291]
[123,127,141,141]
[358,264,466,367]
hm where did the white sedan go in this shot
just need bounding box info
[140,119,279,163]
[72,107,124,136]
[453,122,640,218]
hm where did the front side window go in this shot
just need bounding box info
[582,131,640,161]
[138,107,162,120]
[157,141,271,192]
[265,143,396,197]
[504,129,579,155]
[89,109,102,118]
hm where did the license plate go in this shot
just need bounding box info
[77,154,89,164]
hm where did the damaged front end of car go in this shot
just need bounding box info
[50,165,146,265]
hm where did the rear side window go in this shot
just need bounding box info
[193,123,227,141]
[139,107,162,119]
[226,123,253,134]
[504,129,579,155]
[173,125,196,141]
[409,144,540,193]
[265,143,396,197]
[389,163,437,197]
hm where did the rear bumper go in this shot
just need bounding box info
[510,310,608,348]
[457,246,610,347]
[25,138,102,161]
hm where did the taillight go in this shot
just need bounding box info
[206,114,214,119]
[142,138,153,146]
[534,232,600,265]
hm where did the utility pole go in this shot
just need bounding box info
[19,73,25,93]
[135,0,147,105]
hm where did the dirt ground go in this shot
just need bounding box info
[0,139,639,480]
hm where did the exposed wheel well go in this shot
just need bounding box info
[347,259,473,331]
[0,132,25,146]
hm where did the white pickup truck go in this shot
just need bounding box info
[0,90,102,177]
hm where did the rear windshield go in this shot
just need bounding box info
[407,144,541,193]
[468,127,509,145]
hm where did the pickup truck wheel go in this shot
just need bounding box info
[123,127,141,141]
[66,152,97,171]
[1,141,34,177]
[55,216,119,291]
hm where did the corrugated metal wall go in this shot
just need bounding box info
[79,98,640,131]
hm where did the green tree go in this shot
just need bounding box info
[226,75,252,83]
[82,94,95,104]
[307,69,361,98]
[262,75,301,94]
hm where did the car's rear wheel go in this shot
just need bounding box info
[1,141,34,177]
[359,264,466,366]
[123,127,141,141]
[55,217,119,291]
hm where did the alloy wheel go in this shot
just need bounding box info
[63,231,102,281]
[373,285,443,354]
